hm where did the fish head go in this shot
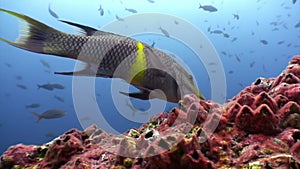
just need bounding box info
[142,47,205,102]
[173,66,205,101]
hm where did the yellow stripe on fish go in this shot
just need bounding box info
[130,42,147,84]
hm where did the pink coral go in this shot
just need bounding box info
[1,56,300,168]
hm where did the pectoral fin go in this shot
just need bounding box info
[120,89,150,100]
[55,63,97,76]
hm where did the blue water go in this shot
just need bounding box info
[0,0,299,154]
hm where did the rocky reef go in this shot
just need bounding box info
[1,56,300,169]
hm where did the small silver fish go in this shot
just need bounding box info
[31,109,67,123]
[48,4,59,19]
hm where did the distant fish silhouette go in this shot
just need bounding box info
[16,84,27,90]
[233,13,239,20]
[98,5,104,16]
[125,8,137,13]
[15,75,23,80]
[249,61,255,68]
[115,15,124,21]
[48,4,59,19]
[199,4,218,12]
[54,95,64,102]
[223,33,230,38]
[147,0,155,3]
[45,132,57,138]
[159,26,170,37]
[295,22,300,28]
[26,103,41,109]
[4,63,11,67]
[260,39,268,45]
[151,41,155,47]
[235,55,241,62]
[210,30,223,34]
[40,59,51,69]
[31,109,66,123]
[37,83,54,91]
[292,0,297,4]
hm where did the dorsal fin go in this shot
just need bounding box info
[59,20,98,36]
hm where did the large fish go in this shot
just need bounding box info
[0,9,205,103]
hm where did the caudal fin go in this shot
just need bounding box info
[0,8,61,54]
[31,112,42,123]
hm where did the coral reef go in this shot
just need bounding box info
[1,56,300,168]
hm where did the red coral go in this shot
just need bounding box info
[2,56,300,168]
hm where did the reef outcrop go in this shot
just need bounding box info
[1,56,300,169]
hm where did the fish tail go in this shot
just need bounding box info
[0,9,68,56]
[199,3,202,8]
[31,112,42,123]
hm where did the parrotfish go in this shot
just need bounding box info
[0,9,205,103]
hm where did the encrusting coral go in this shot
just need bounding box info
[1,56,300,169]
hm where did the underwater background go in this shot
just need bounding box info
[0,0,299,155]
